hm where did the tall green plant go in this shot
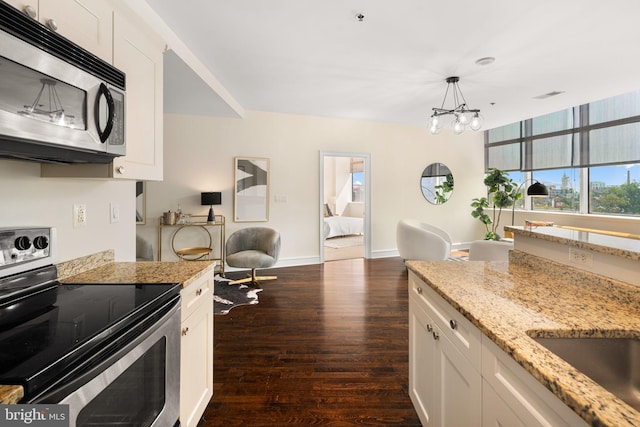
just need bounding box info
[470,168,522,240]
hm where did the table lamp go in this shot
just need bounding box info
[201,192,221,223]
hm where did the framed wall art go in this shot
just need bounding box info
[234,157,269,222]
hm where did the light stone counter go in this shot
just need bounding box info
[407,251,640,427]
[506,225,640,261]
[59,260,215,288]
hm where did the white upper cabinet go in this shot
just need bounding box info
[5,0,113,62]
[38,0,165,180]
[111,9,164,181]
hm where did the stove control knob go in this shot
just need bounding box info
[33,236,49,250]
[15,236,31,251]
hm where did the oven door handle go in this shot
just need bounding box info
[30,296,181,426]
[95,83,115,143]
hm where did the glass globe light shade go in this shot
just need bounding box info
[470,113,482,131]
[452,117,464,135]
[457,111,470,125]
[428,115,442,134]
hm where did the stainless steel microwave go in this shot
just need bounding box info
[0,1,126,164]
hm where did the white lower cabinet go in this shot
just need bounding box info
[482,338,588,427]
[409,271,589,427]
[180,272,214,427]
[409,272,482,426]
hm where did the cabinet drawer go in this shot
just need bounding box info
[181,272,213,320]
[409,271,481,371]
[482,337,588,427]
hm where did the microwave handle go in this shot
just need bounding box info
[95,83,115,143]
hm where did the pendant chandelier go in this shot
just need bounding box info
[428,76,482,135]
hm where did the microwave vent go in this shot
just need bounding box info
[0,1,125,90]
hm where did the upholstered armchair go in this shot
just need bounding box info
[396,219,452,261]
[226,227,281,285]
[468,239,513,262]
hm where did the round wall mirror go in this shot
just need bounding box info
[421,163,454,204]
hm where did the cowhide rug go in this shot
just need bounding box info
[214,274,263,315]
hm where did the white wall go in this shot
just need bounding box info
[0,160,135,262]
[137,110,488,264]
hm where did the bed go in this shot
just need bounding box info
[323,216,364,239]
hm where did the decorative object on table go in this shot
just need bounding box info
[428,76,482,135]
[136,181,146,225]
[201,191,222,224]
[470,168,520,241]
[226,227,280,285]
[234,157,269,222]
[420,162,454,205]
[163,210,176,225]
[214,274,262,315]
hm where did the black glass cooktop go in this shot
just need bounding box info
[0,280,180,399]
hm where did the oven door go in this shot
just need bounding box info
[32,297,181,427]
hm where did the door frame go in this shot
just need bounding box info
[319,151,372,262]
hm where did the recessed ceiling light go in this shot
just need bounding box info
[355,13,365,22]
[475,57,495,66]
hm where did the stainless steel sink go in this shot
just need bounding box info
[533,336,640,411]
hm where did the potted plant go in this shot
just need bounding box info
[470,168,521,240]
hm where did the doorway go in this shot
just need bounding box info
[319,151,371,262]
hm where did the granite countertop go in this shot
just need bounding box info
[407,252,640,427]
[0,259,214,405]
[59,260,215,288]
[506,225,640,261]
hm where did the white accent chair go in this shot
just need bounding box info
[396,219,453,261]
[468,239,514,262]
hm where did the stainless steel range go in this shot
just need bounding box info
[0,227,181,427]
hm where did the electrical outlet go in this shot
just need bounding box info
[110,203,120,223]
[569,247,593,267]
[73,204,87,228]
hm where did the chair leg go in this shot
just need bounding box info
[228,268,277,285]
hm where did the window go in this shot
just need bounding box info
[485,90,640,218]
[589,164,640,216]
[352,171,364,202]
[531,169,580,213]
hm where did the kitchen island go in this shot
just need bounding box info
[407,233,640,426]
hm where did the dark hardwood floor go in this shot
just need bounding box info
[199,257,421,427]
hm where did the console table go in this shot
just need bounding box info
[157,214,225,274]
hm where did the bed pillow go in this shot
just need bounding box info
[324,203,333,217]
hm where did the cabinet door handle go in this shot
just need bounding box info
[196,288,203,296]
[23,5,37,19]
[416,287,422,294]
[432,331,439,341]
[449,319,457,330]
[426,324,432,333]
[181,327,189,336]
[47,18,58,31]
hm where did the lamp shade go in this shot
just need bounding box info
[526,182,549,197]
[201,192,222,206]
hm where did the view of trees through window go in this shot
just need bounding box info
[504,164,640,217]
[589,164,640,215]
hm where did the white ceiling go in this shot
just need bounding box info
[146,0,640,130]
